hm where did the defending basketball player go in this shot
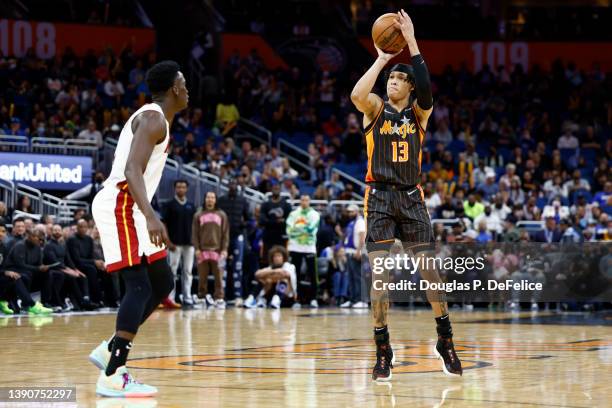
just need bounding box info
[351,10,462,381]
[88,61,189,397]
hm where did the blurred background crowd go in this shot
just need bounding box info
[0,0,610,315]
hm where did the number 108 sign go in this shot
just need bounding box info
[0,20,55,59]
[0,19,155,58]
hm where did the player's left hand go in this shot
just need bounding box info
[220,250,228,259]
[394,9,415,42]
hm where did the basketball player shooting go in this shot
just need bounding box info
[350,10,462,381]
[89,61,189,397]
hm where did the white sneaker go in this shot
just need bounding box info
[310,300,319,309]
[88,340,111,370]
[531,302,539,311]
[205,294,215,306]
[291,302,302,310]
[215,299,226,309]
[256,297,267,308]
[234,297,244,308]
[244,295,257,309]
[270,295,281,309]
[96,366,157,397]
[352,301,368,309]
[340,300,352,308]
[464,304,474,311]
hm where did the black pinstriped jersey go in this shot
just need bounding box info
[364,101,425,186]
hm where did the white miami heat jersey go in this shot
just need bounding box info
[105,103,170,201]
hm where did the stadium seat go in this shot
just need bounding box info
[560,148,579,169]
[536,197,548,209]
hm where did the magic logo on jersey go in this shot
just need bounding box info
[379,115,417,139]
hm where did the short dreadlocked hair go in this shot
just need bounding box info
[145,60,180,96]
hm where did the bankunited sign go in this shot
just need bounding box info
[0,153,92,190]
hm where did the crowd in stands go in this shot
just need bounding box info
[1,34,611,314]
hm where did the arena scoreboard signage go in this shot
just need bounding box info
[0,19,155,58]
[0,153,92,191]
[360,38,612,74]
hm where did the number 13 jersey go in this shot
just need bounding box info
[364,101,426,186]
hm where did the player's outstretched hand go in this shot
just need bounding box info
[146,215,169,248]
[375,45,403,62]
[394,9,415,42]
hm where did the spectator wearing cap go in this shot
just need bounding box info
[476,170,498,201]
[534,217,562,243]
[340,204,366,309]
[3,117,27,136]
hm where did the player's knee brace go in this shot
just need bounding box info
[148,258,174,299]
[117,264,152,333]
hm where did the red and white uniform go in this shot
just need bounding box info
[92,103,169,272]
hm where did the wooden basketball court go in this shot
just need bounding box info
[1,308,609,407]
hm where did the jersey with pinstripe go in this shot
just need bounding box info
[365,100,425,185]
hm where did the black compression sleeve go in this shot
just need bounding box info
[411,54,433,110]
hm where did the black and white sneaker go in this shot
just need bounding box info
[434,337,463,376]
[372,343,396,382]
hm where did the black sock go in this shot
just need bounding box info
[374,326,389,346]
[435,314,453,339]
[105,337,132,376]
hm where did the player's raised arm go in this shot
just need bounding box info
[350,47,400,126]
[125,111,169,247]
[395,9,433,127]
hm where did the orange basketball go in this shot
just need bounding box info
[371,13,406,54]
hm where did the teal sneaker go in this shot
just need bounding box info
[96,366,158,398]
[27,301,53,315]
[0,301,14,315]
[89,340,111,370]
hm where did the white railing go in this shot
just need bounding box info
[0,181,88,223]
[516,221,545,231]
[238,118,272,146]
[0,178,15,207]
[16,183,43,214]
[0,135,29,152]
